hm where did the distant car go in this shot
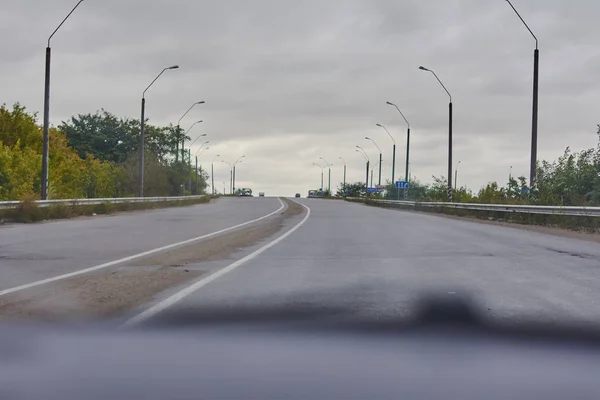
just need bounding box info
[295,193,301,198]
[259,192,265,197]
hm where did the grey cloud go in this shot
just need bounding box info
[1,0,599,196]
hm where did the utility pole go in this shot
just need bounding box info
[41,0,85,200]
[233,165,236,193]
[365,161,370,194]
[195,156,199,195]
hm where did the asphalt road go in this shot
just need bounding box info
[152,198,600,326]
[0,197,282,291]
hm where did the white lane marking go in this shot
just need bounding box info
[122,198,311,327]
[0,198,285,297]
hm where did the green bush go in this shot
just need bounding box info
[93,202,113,215]
[14,196,44,223]
[47,203,73,219]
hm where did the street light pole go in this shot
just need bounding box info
[339,157,347,197]
[41,0,85,200]
[233,156,245,193]
[194,147,210,195]
[222,160,234,194]
[182,121,203,161]
[385,102,411,184]
[365,137,382,186]
[454,160,461,191]
[139,65,179,197]
[376,123,396,184]
[186,138,208,192]
[356,147,370,194]
[176,101,204,162]
[313,163,324,190]
[319,158,333,193]
[211,155,220,195]
[506,0,539,189]
[419,65,452,201]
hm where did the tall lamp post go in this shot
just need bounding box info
[365,137,382,186]
[454,160,461,191]
[319,157,333,193]
[232,156,245,193]
[41,0,85,200]
[211,155,220,195]
[188,140,208,192]
[506,0,539,189]
[419,65,452,201]
[339,157,347,196]
[356,146,370,192]
[139,65,179,197]
[386,101,411,184]
[194,147,210,194]
[176,101,204,162]
[194,146,210,195]
[376,123,395,184]
[313,163,324,190]
[221,160,233,194]
[182,120,203,161]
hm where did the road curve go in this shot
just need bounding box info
[144,198,600,326]
[0,197,282,291]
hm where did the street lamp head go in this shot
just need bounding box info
[200,133,207,137]
[196,101,205,104]
[365,136,371,140]
[386,101,395,106]
[419,66,430,71]
[168,65,180,70]
[376,124,382,127]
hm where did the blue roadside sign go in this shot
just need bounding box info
[395,181,409,189]
[366,187,379,193]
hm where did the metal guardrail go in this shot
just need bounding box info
[0,195,207,211]
[348,198,600,217]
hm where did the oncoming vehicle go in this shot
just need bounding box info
[237,188,253,197]
[259,192,265,197]
[295,193,301,198]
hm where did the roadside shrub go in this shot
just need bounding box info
[93,202,113,215]
[14,194,44,223]
[47,203,72,219]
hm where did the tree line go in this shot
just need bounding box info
[0,103,207,201]
[337,126,600,206]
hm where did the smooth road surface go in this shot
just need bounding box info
[0,197,282,291]
[146,197,600,326]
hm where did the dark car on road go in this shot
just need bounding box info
[295,193,301,198]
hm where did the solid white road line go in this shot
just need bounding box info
[122,199,311,327]
[0,198,285,297]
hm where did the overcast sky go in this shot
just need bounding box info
[2,0,599,196]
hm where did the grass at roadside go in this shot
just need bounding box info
[1,196,213,224]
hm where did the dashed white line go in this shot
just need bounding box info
[0,198,285,297]
[122,198,311,327]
